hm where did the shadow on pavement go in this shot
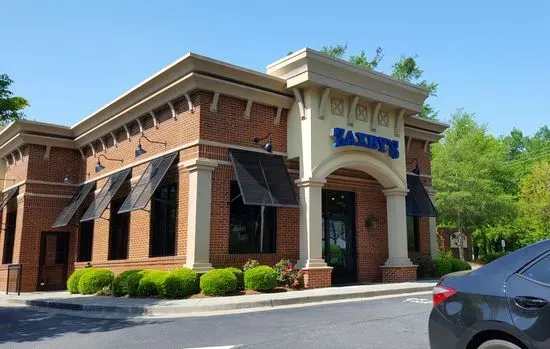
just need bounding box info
[0,306,167,345]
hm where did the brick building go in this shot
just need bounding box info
[0,49,447,291]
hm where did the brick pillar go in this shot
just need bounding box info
[296,178,332,288]
[183,159,217,273]
[381,187,416,283]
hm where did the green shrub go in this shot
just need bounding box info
[480,252,507,264]
[200,269,237,296]
[67,268,95,294]
[225,268,244,290]
[450,258,472,272]
[161,268,199,298]
[112,270,142,297]
[244,265,278,291]
[137,270,168,297]
[243,259,260,272]
[78,268,114,295]
[433,259,453,278]
[126,271,147,297]
[412,255,435,279]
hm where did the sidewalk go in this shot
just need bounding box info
[1,281,436,317]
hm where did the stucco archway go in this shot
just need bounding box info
[311,150,407,190]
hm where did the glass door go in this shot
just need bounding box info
[322,190,356,284]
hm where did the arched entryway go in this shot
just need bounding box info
[297,150,415,287]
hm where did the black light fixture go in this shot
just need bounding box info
[95,154,123,173]
[253,133,273,153]
[407,158,420,175]
[135,134,167,158]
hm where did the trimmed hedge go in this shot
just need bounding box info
[480,252,507,264]
[244,265,277,291]
[67,268,95,294]
[78,268,114,295]
[225,268,244,290]
[161,268,198,298]
[137,270,168,297]
[412,255,435,279]
[450,258,472,272]
[113,270,142,297]
[200,269,237,296]
[126,271,146,297]
[433,258,453,278]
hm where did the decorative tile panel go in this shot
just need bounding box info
[355,104,368,122]
[331,97,344,116]
[378,111,389,127]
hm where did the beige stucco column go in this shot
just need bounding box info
[183,158,217,273]
[426,187,438,259]
[296,178,330,269]
[382,187,413,266]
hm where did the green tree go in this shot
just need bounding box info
[432,110,516,256]
[318,44,438,119]
[0,74,29,124]
[517,161,550,245]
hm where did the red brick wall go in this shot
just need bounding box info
[381,266,417,283]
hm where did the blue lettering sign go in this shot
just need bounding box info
[330,127,400,159]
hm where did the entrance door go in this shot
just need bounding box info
[322,190,356,284]
[38,232,70,291]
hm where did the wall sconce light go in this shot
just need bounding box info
[365,215,378,230]
[135,134,167,157]
[95,154,123,173]
[253,133,272,153]
[63,174,71,184]
[407,158,420,175]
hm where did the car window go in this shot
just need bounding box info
[523,254,550,284]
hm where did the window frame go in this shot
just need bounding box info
[228,181,277,254]
[108,196,130,261]
[406,215,420,253]
[149,181,178,258]
[77,220,94,262]
[2,210,17,264]
[518,251,550,286]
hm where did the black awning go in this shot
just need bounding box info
[118,152,177,214]
[229,149,298,207]
[0,187,18,211]
[80,168,131,222]
[406,174,437,217]
[52,182,95,228]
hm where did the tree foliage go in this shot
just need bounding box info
[318,44,438,119]
[517,162,550,245]
[0,74,29,124]
[432,110,516,234]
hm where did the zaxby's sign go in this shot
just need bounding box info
[330,127,400,159]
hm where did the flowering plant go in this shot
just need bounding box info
[274,259,304,289]
[243,259,260,272]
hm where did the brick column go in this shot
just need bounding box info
[426,187,438,259]
[296,178,332,288]
[380,187,417,283]
[183,159,217,273]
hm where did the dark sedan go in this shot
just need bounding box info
[429,240,550,349]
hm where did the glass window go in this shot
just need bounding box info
[108,196,130,260]
[523,254,550,284]
[77,220,94,262]
[2,211,17,264]
[229,181,276,254]
[150,182,178,257]
[407,216,420,253]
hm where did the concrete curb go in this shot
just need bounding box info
[4,284,434,316]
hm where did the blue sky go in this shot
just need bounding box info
[1,1,549,136]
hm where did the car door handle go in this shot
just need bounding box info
[514,296,548,309]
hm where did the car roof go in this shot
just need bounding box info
[476,240,550,276]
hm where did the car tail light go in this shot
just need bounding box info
[432,285,457,307]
